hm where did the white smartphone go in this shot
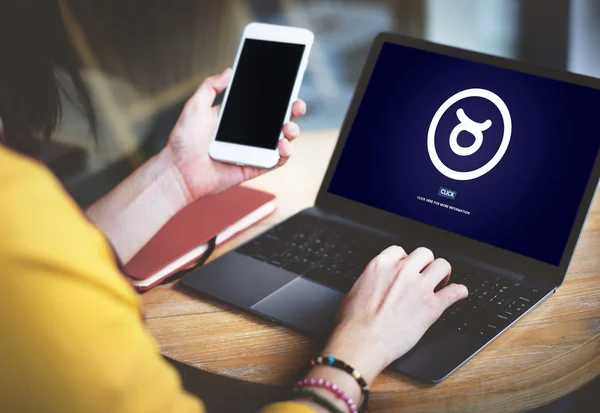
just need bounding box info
[209,22,314,169]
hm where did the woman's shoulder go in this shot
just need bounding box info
[0,144,138,306]
[0,144,81,233]
[0,144,72,210]
[0,144,66,226]
[0,143,52,183]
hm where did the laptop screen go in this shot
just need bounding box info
[328,41,600,266]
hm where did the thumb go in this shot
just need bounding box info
[435,283,468,312]
[194,68,232,109]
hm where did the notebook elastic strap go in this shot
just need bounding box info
[160,236,217,285]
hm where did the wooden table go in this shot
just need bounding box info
[143,131,600,412]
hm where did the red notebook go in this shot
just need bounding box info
[125,185,276,291]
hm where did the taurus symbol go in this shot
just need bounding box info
[449,109,492,156]
[428,88,511,181]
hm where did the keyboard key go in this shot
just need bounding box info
[237,240,263,256]
[267,258,284,267]
[264,233,280,241]
[448,307,461,317]
[280,251,295,261]
[456,319,475,332]
[283,259,319,275]
[477,323,501,337]
[443,305,463,326]
[488,295,509,310]
[494,313,511,327]
[515,303,528,313]
[303,267,331,285]
[502,310,515,319]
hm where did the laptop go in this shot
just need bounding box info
[182,33,600,383]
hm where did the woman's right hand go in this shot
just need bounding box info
[293,246,469,413]
[321,245,469,385]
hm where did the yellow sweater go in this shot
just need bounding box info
[0,146,313,413]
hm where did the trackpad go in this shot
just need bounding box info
[251,278,345,339]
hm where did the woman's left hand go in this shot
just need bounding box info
[163,68,307,203]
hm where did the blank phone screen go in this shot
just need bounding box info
[215,39,305,149]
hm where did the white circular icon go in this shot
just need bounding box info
[427,88,512,181]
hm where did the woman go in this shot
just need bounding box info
[0,2,468,412]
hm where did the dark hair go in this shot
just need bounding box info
[0,1,96,153]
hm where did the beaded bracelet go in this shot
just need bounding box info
[295,377,358,413]
[297,356,370,412]
[292,387,345,413]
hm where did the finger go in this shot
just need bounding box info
[211,104,223,117]
[379,245,407,260]
[282,122,300,141]
[421,258,452,291]
[379,245,408,279]
[360,245,407,286]
[291,100,307,120]
[239,164,266,181]
[435,283,469,312]
[435,273,451,292]
[276,139,293,167]
[193,68,232,109]
[404,247,435,272]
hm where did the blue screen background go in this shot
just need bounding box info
[328,42,600,265]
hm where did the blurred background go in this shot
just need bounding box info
[52,0,600,208]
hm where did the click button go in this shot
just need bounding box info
[439,187,457,200]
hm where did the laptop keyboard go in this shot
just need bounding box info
[237,214,396,292]
[433,271,547,338]
[237,214,549,339]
